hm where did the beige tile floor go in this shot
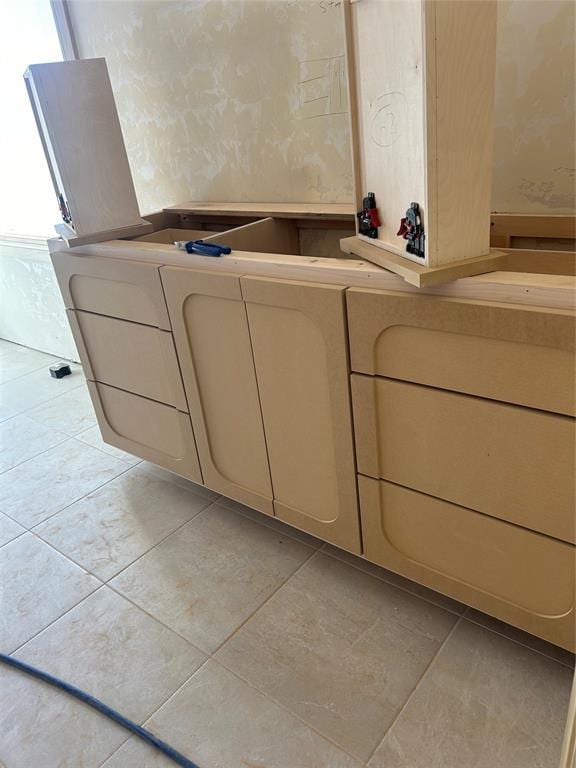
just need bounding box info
[0,338,573,768]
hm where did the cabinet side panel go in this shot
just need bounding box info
[432,0,497,264]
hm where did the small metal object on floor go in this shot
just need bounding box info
[49,362,72,379]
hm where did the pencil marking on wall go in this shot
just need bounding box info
[299,56,348,119]
[370,92,406,148]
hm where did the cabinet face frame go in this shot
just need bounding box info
[242,276,361,553]
[359,476,575,651]
[160,267,273,514]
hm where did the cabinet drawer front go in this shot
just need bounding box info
[360,476,575,651]
[347,289,575,415]
[51,251,170,329]
[69,311,187,410]
[87,381,202,483]
[242,276,361,553]
[352,375,575,542]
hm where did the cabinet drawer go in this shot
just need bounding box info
[51,250,170,329]
[347,289,575,415]
[352,375,575,542]
[68,311,187,410]
[87,381,202,483]
[359,476,575,651]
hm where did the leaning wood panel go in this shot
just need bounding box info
[51,250,171,329]
[347,289,576,415]
[242,277,361,553]
[68,310,187,410]
[352,375,576,543]
[87,381,202,483]
[161,268,273,514]
[359,476,575,651]
[24,58,151,244]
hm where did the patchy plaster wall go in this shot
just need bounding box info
[68,0,575,214]
[67,0,353,212]
[493,0,575,213]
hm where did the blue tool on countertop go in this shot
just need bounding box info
[175,239,231,257]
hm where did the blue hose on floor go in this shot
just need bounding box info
[0,652,201,768]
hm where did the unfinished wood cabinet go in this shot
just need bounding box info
[359,476,575,651]
[352,375,575,543]
[87,381,202,482]
[342,0,500,284]
[160,268,273,514]
[242,277,361,552]
[51,250,171,329]
[347,289,576,416]
[67,310,187,410]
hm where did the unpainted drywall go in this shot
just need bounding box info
[68,0,575,214]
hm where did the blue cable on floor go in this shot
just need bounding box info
[0,652,201,768]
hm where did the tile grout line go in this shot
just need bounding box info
[7,460,136,531]
[7,581,107,657]
[461,609,575,670]
[363,615,463,765]
[208,543,321,657]
[212,654,365,764]
[0,433,72,477]
[0,377,86,424]
[101,497,223,585]
[320,543,465,618]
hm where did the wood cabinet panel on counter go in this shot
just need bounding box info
[241,277,361,553]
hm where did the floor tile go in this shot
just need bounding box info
[0,662,127,768]
[0,512,25,546]
[111,503,315,653]
[0,363,84,422]
[368,620,572,768]
[15,587,206,723]
[0,340,58,384]
[35,465,214,580]
[323,543,466,615]
[101,660,361,768]
[27,383,97,435]
[0,413,68,474]
[138,461,220,502]
[0,438,129,527]
[219,495,324,548]
[0,533,99,652]
[464,607,576,668]
[75,425,141,466]
[216,552,458,761]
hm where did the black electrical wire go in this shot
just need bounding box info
[0,652,201,768]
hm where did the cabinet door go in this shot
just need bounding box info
[161,268,273,514]
[242,277,360,553]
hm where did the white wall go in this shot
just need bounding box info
[0,240,78,360]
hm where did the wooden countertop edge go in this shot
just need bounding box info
[48,237,576,312]
[163,202,356,220]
